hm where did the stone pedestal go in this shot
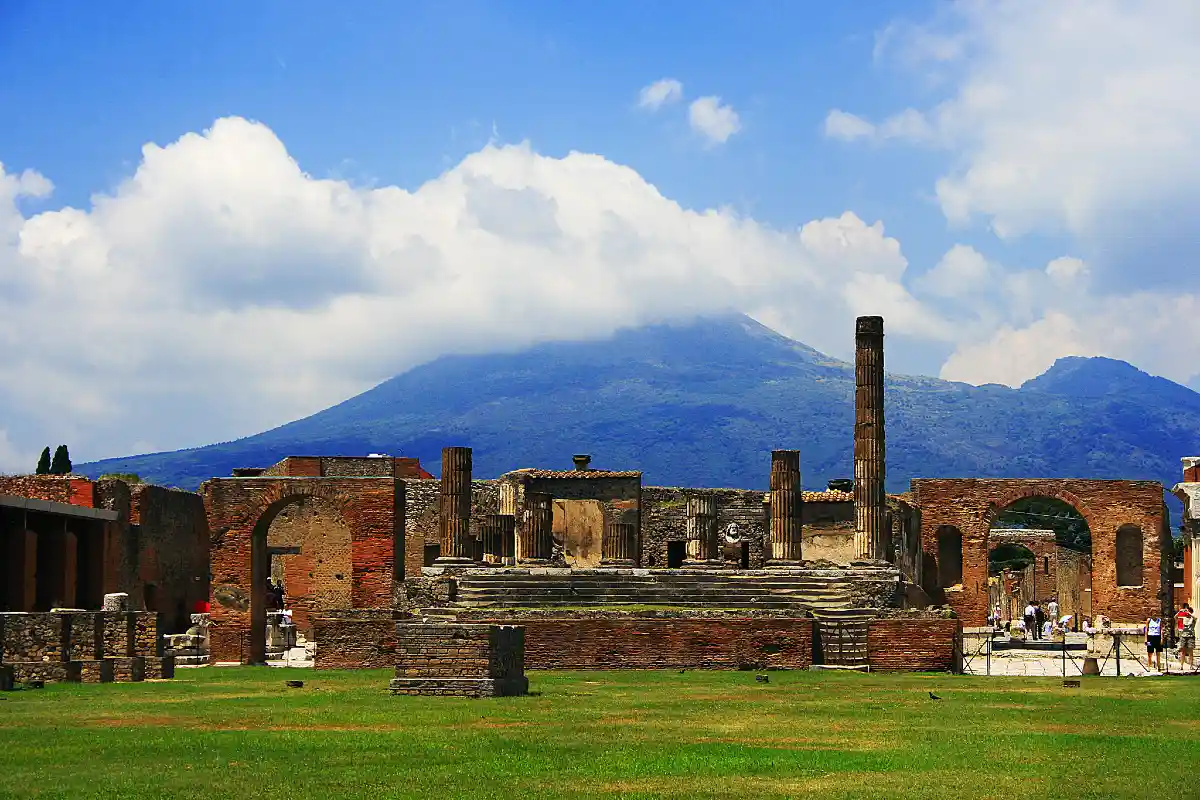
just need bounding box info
[768,450,804,566]
[102,593,130,611]
[684,495,722,568]
[388,623,529,697]
[434,446,477,566]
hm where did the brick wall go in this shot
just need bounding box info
[866,618,959,672]
[313,610,399,669]
[913,479,1167,625]
[2,611,159,662]
[485,617,814,670]
[129,484,210,633]
[394,623,523,679]
[201,476,401,662]
[0,476,76,504]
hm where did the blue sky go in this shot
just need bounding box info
[0,0,1197,464]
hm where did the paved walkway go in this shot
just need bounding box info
[961,633,1198,677]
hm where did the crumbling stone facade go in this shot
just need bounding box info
[914,479,1169,625]
[0,476,208,635]
[0,609,167,684]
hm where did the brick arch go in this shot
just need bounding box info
[202,475,402,663]
[911,478,1167,627]
[983,486,1096,543]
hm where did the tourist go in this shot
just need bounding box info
[1178,605,1195,672]
[1042,618,1054,640]
[1033,601,1045,641]
[1023,601,1036,639]
[1145,614,1164,672]
[1047,597,1059,621]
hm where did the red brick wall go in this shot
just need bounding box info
[485,617,813,670]
[0,476,75,504]
[867,619,959,672]
[201,477,400,662]
[913,479,1166,626]
[313,614,397,669]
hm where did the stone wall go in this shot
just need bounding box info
[642,487,766,568]
[913,479,1168,625]
[402,479,500,576]
[866,618,959,672]
[312,609,400,669]
[267,495,354,634]
[1,610,163,683]
[129,484,210,633]
[0,476,84,505]
[201,476,401,662]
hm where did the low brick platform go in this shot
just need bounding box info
[108,657,146,682]
[144,656,175,680]
[388,623,528,698]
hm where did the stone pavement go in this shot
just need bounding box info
[961,632,1199,677]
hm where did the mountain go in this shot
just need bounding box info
[80,315,1200,499]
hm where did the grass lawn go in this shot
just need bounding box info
[0,668,1197,799]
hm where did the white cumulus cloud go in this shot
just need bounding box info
[637,78,683,111]
[688,96,742,145]
[0,117,935,464]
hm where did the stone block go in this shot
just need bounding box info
[77,659,115,684]
[143,656,175,680]
[388,676,529,697]
[107,656,146,682]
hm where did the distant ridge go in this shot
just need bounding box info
[81,315,1200,502]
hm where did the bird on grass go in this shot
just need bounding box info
[928,691,941,700]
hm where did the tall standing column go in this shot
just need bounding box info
[602,520,638,566]
[684,495,722,568]
[768,450,804,566]
[434,446,476,565]
[853,315,887,561]
[519,492,554,564]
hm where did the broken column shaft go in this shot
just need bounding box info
[768,450,804,565]
[481,513,516,564]
[519,492,554,564]
[853,315,887,561]
[602,520,638,566]
[435,446,476,565]
[684,495,722,568]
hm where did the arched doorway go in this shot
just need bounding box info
[989,496,1092,628]
[249,494,354,664]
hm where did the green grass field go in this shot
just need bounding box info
[0,668,1196,799]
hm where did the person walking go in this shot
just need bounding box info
[1023,601,1036,640]
[1177,605,1195,672]
[1047,597,1059,622]
[1145,614,1165,672]
[1033,601,1045,641]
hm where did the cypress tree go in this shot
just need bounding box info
[35,447,51,475]
[50,445,72,475]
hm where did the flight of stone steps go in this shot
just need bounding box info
[453,569,870,614]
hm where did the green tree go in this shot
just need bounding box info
[35,447,51,475]
[99,473,141,484]
[49,445,72,475]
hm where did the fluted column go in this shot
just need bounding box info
[854,315,887,561]
[684,495,722,568]
[434,446,476,565]
[519,492,554,564]
[481,513,516,565]
[602,520,638,566]
[768,449,803,566]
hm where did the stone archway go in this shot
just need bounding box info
[202,475,401,664]
[912,478,1166,626]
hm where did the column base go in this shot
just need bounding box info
[432,556,479,567]
[683,559,724,569]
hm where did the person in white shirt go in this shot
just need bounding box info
[1047,598,1059,620]
[1145,615,1164,671]
[1023,603,1036,639]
